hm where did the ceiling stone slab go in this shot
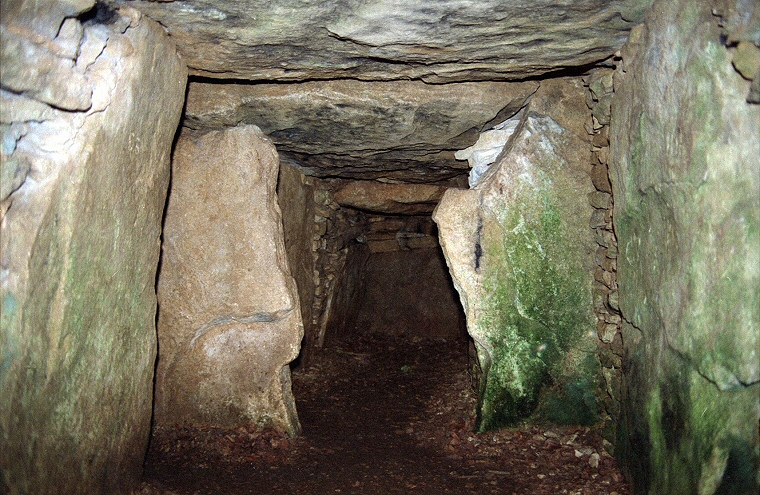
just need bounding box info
[119,0,652,82]
[184,79,538,181]
[333,181,447,215]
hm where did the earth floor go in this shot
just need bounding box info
[140,334,631,495]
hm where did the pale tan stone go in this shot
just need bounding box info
[333,181,448,214]
[155,125,303,436]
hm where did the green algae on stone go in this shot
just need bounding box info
[472,114,599,432]
[609,0,760,493]
[477,193,598,431]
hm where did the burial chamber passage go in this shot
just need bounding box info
[3,1,758,494]
[151,71,621,440]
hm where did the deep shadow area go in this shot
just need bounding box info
[140,335,630,495]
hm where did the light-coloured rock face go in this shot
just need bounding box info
[184,79,538,182]
[155,126,303,436]
[609,0,760,493]
[0,4,186,494]
[119,0,651,82]
[434,111,598,431]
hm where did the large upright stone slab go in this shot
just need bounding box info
[434,112,598,431]
[610,0,760,493]
[155,126,303,436]
[0,4,186,494]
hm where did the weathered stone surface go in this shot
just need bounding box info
[120,0,651,82]
[531,77,592,140]
[455,113,522,187]
[333,181,447,215]
[184,79,538,182]
[155,126,302,436]
[609,1,760,493]
[277,163,317,365]
[0,24,93,110]
[455,77,591,187]
[0,6,186,494]
[434,112,598,431]
[0,0,94,40]
[353,249,466,340]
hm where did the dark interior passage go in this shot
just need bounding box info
[325,217,468,344]
[143,334,631,494]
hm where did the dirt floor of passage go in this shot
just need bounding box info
[139,334,631,495]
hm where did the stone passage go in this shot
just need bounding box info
[4,1,759,494]
[277,168,468,355]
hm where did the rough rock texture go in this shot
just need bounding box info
[184,79,538,182]
[434,112,599,432]
[609,1,760,493]
[0,4,186,494]
[321,242,370,346]
[583,69,624,447]
[353,249,466,340]
[277,163,317,365]
[333,181,447,215]
[120,0,651,82]
[155,126,303,436]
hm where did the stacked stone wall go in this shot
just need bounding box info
[584,69,624,445]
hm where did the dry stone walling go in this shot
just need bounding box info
[0,3,186,494]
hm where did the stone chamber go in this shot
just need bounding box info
[1,1,758,494]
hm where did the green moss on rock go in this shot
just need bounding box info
[610,1,760,493]
[477,165,598,431]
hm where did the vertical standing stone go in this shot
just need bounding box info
[277,162,317,365]
[435,111,598,431]
[610,0,760,493]
[155,125,303,436]
[0,5,186,494]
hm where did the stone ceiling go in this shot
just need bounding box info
[183,80,538,182]
[120,0,652,181]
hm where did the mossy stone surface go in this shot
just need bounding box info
[609,0,760,493]
[0,13,186,495]
[436,113,599,432]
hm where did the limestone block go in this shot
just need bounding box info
[435,113,598,431]
[155,126,303,436]
[184,79,538,181]
[0,7,186,494]
[0,0,95,40]
[456,77,592,188]
[610,1,760,493]
[0,23,92,110]
[455,114,521,187]
[333,181,448,215]
[122,0,652,82]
